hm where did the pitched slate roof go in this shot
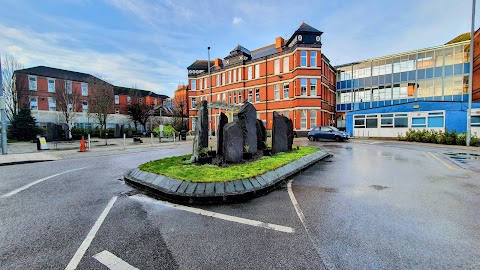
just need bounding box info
[114,86,169,99]
[296,22,323,34]
[251,44,278,59]
[187,60,214,69]
[14,66,110,85]
[230,44,252,56]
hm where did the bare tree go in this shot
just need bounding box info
[89,84,114,138]
[172,95,189,131]
[1,54,27,121]
[56,78,81,140]
[127,101,153,133]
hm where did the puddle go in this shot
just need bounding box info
[370,185,389,191]
[444,153,480,163]
[317,187,338,193]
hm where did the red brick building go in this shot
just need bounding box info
[186,23,336,134]
[114,86,167,115]
[473,28,480,101]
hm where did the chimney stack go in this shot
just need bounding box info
[275,37,284,51]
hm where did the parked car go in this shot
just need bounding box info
[307,126,349,142]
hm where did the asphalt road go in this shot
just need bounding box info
[1,139,479,269]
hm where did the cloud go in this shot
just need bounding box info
[232,17,243,25]
[0,23,183,97]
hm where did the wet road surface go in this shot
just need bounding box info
[1,140,479,269]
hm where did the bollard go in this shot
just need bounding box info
[123,133,126,149]
[173,132,176,145]
[88,134,91,151]
[151,133,153,145]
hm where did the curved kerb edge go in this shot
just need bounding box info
[124,150,332,204]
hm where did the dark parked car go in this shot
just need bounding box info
[307,126,349,142]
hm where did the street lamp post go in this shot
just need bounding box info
[0,53,7,154]
[467,0,476,146]
[208,47,212,138]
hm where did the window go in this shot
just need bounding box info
[238,68,242,81]
[115,108,120,114]
[82,101,88,112]
[139,98,142,104]
[428,112,444,128]
[394,114,408,127]
[247,66,252,80]
[354,115,366,128]
[274,59,280,74]
[255,88,260,102]
[248,89,252,102]
[472,115,480,126]
[216,93,220,101]
[81,83,88,96]
[274,84,280,100]
[29,76,37,91]
[115,95,119,104]
[238,90,242,103]
[216,75,220,86]
[204,78,207,89]
[310,110,316,128]
[190,80,197,90]
[366,115,378,128]
[301,51,307,67]
[310,79,317,96]
[301,110,307,129]
[283,83,289,99]
[30,96,38,110]
[67,102,73,110]
[66,81,72,94]
[48,78,55,92]
[412,117,426,128]
[191,97,196,108]
[380,114,394,128]
[255,64,260,78]
[228,71,232,83]
[310,51,317,67]
[234,91,237,103]
[300,79,307,96]
[222,93,226,102]
[48,97,56,111]
[127,96,131,104]
[283,57,289,73]
[222,73,225,85]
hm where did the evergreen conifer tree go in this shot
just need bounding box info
[8,107,38,141]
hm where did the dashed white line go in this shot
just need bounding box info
[93,250,139,270]
[131,194,294,233]
[65,196,118,270]
[0,167,90,198]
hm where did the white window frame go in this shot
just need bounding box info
[283,57,289,73]
[48,97,56,111]
[48,78,55,93]
[29,76,37,91]
[216,75,220,86]
[115,108,120,114]
[115,95,120,104]
[222,73,226,85]
[127,96,131,104]
[238,68,242,81]
[191,97,196,108]
[301,51,307,67]
[66,80,72,94]
[30,96,38,110]
[191,79,196,90]
[274,84,280,100]
[255,88,260,102]
[82,101,88,112]
[247,66,252,80]
[248,89,252,102]
[300,78,307,96]
[233,70,237,82]
[238,90,242,103]
[301,110,307,129]
[283,83,289,99]
[254,64,260,78]
[310,110,316,128]
[274,59,280,75]
[228,70,232,83]
[310,79,317,96]
[81,82,88,96]
[310,51,317,67]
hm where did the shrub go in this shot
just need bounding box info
[435,130,446,144]
[429,130,438,144]
[397,133,406,141]
[471,134,480,147]
[7,108,39,141]
[412,129,422,142]
[153,125,176,137]
[456,133,467,146]
[421,130,431,143]
[445,130,457,145]
[405,129,415,141]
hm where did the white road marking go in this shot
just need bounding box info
[93,250,139,270]
[287,180,336,270]
[65,196,118,270]
[131,194,294,233]
[0,167,90,198]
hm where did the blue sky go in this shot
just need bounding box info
[0,0,477,97]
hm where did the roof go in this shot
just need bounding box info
[296,22,323,34]
[187,60,213,69]
[251,44,278,59]
[14,66,110,85]
[114,86,169,99]
[445,32,470,45]
[230,44,251,55]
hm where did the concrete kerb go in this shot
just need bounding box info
[124,149,332,204]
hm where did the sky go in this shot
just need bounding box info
[0,0,478,97]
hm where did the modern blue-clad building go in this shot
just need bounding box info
[334,40,480,137]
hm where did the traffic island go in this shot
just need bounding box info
[124,147,331,204]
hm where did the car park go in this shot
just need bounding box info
[307,126,349,142]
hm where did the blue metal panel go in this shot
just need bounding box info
[393,100,400,105]
[434,96,442,101]
[385,100,391,106]
[408,98,415,102]
[400,99,407,104]
[346,104,352,111]
[434,67,443,78]
[444,95,453,101]
[336,104,341,111]
[463,94,469,101]
[359,103,364,110]
[364,103,370,109]
[408,71,416,81]
[417,97,425,101]
[341,81,347,89]
[372,101,378,108]
[401,72,408,82]
[453,94,462,101]
[464,63,470,74]
[426,68,434,79]
[454,64,463,75]
[336,82,341,89]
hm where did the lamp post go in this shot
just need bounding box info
[208,47,212,138]
[467,0,476,146]
[0,53,7,154]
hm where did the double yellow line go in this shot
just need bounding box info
[424,151,456,170]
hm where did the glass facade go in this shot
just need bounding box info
[336,41,471,112]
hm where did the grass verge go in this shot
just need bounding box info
[138,146,319,182]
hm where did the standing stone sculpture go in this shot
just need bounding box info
[272,112,288,154]
[191,101,209,161]
[238,102,257,154]
[217,113,228,155]
[286,118,294,151]
[223,122,243,163]
[256,119,266,151]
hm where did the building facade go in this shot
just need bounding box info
[186,23,336,134]
[336,36,480,137]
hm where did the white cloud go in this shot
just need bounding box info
[232,17,243,25]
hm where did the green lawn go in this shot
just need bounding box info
[138,146,319,182]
